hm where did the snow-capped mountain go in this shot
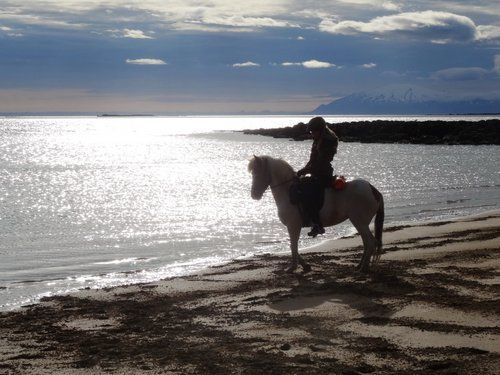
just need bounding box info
[312,86,500,115]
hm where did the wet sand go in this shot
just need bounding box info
[1,211,499,374]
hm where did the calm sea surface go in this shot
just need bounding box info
[1,115,499,310]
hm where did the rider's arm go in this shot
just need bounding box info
[317,138,336,164]
[297,143,315,176]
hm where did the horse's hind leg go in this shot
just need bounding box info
[353,223,376,273]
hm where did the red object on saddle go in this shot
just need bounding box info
[333,175,346,190]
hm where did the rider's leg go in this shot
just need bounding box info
[307,178,326,237]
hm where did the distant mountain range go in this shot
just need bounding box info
[311,86,500,115]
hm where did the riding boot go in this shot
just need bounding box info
[307,209,325,237]
[307,223,325,237]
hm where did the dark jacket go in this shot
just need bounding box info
[298,127,338,180]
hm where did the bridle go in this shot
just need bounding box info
[261,157,296,189]
[270,177,296,189]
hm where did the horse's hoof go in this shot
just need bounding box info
[286,265,297,273]
[302,264,312,273]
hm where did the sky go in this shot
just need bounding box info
[0,0,499,114]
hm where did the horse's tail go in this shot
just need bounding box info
[370,184,384,263]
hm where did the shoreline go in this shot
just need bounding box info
[242,119,500,145]
[1,209,491,313]
[1,211,499,373]
[1,207,494,313]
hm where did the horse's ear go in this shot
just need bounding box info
[253,155,261,165]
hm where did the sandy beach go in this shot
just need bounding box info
[1,211,499,374]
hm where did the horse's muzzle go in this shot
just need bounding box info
[251,189,263,200]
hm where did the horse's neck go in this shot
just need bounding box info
[268,159,295,186]
[268,159,295,204]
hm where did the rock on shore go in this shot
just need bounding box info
[243,119,500,145]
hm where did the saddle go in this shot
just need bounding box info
[289,175,346,226]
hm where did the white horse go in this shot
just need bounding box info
[248,155,384,273]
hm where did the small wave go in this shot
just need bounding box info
[439,184,499,191]
[417,203,496,214]
[11,277,66,285]
[95,257,156,265]
[445,198,470,204]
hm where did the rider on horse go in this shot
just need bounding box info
[297,117,339,237]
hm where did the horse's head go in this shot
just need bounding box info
[248,155,271,200]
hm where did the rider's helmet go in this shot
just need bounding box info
[307,117,327,132]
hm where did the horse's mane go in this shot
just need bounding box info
[248,155,295,175]
[247,156,258,172]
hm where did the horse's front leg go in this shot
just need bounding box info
[285,224,299,273]
[286,224,310,273]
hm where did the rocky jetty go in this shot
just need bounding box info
[242,119,500,145]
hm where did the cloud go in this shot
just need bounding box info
[282,60,335,69]
[361,63,377,68]
[412,1,500,18]
[2,1,498,43]
[199,15,298,29]
[328,0,401,12]
[291,10,332,20]
[297,36,305,40]
[0,9,87,29]
[432,67,490,81]
[0,2,300,33]
[319,11,480,43]
[122,29,154,39]
[382,2,401,11]
[107,28,154,39]
[432,55,500,81]
[5,32,23,37]
[0,24,23,37]
[476,25,500,42]
[303,60,335,68]
[126,58,166,65]
[232,61,260,68]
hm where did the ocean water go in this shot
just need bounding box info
[1,115,499,310]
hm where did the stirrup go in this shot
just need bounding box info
[307,225,325,238]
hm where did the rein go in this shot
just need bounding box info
[270,177,296,189]
[261,157,296,189]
